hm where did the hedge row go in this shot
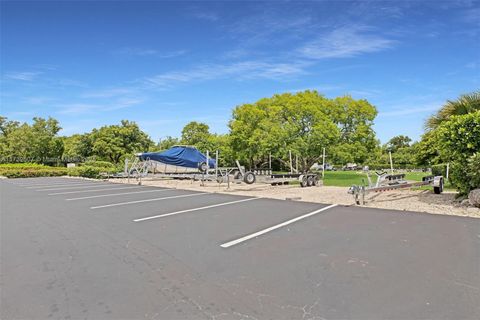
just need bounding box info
[0,161,119,179]
[0,167,68,178]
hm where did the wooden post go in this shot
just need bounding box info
[446,163,450,180]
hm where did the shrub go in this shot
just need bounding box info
[449,153,480,195]
[67,166,102,179]
[83,160,116,169]
[0,163,68,178]
[436,111,480,194]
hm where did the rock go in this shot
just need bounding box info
[468,189,480,208]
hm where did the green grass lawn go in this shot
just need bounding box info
[322,171,370,187]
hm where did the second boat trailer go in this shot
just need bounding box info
[348,170,444,205]
[227,161,319,187]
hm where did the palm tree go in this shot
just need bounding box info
[425,91,480,130]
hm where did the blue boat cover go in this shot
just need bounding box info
[138,146,215,169]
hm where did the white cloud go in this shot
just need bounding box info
[57,98,143,115]
[81,87,134,98]
[191,11,219,22]
[5,71,42,81]
[299,26,395,59]
[114,47,186,58]
[144,60,308,88]
[23,96,56,105]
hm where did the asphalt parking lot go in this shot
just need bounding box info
[1,177,479,320]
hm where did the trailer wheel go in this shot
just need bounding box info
[300,175,308,187]
[243,171,256,184]
[313,175,319,186]
[198,162,208,173]
[307,176,314,187]
[434,178,444,194]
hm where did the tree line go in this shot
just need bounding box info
[1,90,479,193]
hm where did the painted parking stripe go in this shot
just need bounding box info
[90,192,208,209]
[17,181,75,186]
[133,197,259,222]
[49,186,143,196]
[19,180,89,186]
[66,188,175,200]
[26,182,108,188]
[35,184,117,191]
[220,204,338,248]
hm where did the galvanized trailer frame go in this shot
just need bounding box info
[348,171,444,205]
[118,157,320,188]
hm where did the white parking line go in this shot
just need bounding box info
[26,182,107,188]
[220,204,338,248]
[65,188,175,200]
[17,180,72,186]
[133,197,259,222]
[18,180,85,185]
[90,192,208,209]
[35,183,112,191]
[49,186,143,196]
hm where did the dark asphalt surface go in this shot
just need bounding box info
[1,177,479,320]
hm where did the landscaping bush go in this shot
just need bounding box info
[449,153,480,195]
[66,160,119,179]
[436,111,480,195]
[67,166,102,179]
[83,160,116,169]
[0,163,68,178]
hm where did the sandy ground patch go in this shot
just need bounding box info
[107,177,480,219]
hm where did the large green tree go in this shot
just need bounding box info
[90,120,153,163]
[180,121,211,151]
[155,136,180,151]
[62,134,93,161]
[0,116,63,163]
[385,135,412,153]
[229,91,377,170]
[330,96,378,164]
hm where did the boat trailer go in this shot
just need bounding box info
[348,171,444,205]
[122,157,319,188]
[227,161,319,187]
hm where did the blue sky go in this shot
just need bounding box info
[1,0,479,143]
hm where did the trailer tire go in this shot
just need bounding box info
[243,171,256,184]
[307,175,314,187]
[198,162,208,173]
[300,175,308,187]
[434,178,444,194]
[313,175,319,186]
